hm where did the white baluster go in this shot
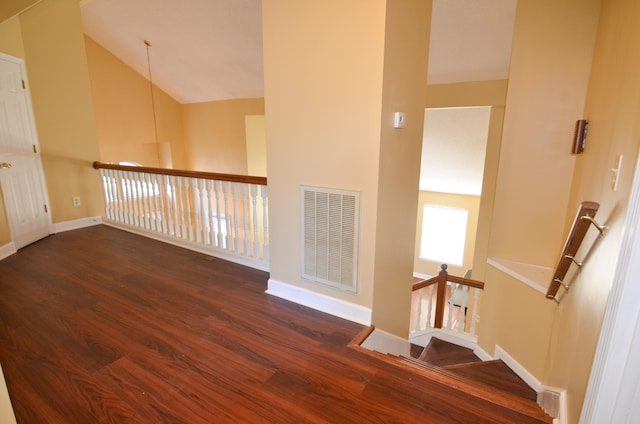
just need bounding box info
[446,282,454,330]
[221,181,230,250]
[103,171,112,221]
[98,170,110,220]
[156,175,170,234]
[140,174,150,230]
[187,178,196,241]
[151,174,161,232]
[229,182,239,252]
[104,171,114,221]
[426,285,434,328]
[169,175,177,236]
[206,179,215,246]
[415,287,423,332]
[113,170,126,223]
[261,185,269,262]
[212,180,222,247]
[197,178,206,244]
[177,177,187,239]
[242,184,250,256]
[129,171,140,227]
[145,174,154,231]
[139,173,146,228]
[124,171,134,225]
[190,178,200,243]
[251,185,259,258]
[470,287,480,336]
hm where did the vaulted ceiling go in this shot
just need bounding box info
[80,0,517,105]
[80,0,517,195]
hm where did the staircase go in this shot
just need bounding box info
[400,337,553,423]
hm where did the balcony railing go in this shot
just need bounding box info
[93,162,269,271]
[410,264,484,339]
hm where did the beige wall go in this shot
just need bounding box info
[85,36,186,169]
[544,0,640,421]
[182,98,264,174]
[370,0,432,337]
[413,191,480,277]
[245,115,267,177]
[0,17,25,246]
[16,0,103,224]
[0,16,24,58]
[488,0,600,266]
[422,80,508,282]
[263,0,387,313]
[475,0,608,422]
[425,80,508,108]
[263,0,430,338]
[0,0,40,23]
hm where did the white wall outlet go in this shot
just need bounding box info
[393,112,406,129]
[611,155,623,192]
[72,196,81,207]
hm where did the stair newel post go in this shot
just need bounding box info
[434,264,448,329]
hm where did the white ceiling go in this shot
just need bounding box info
[427,0,517,84]
[80,0,264,104]
[80,0,516,104]
[421,107,491,195]
[80,0,517,195]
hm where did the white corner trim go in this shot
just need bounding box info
[487,257,552,295]
[361,328,411,356]
[52,216,103,233]
[409,328,479,351]
[473,343,493,361]
[0,243,16,261]
[494,344,542,392]
[266,278,372,326]
[412,271,433,280]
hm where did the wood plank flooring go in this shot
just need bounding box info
[1,225,540,423]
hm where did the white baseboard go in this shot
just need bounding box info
[473,343,493,361]
[494,344,542,392]
[52,216,103,233]
[361,328,410,356]
[103,221,269,272]
[0,243,16,261]
[266,278,372,326]
[409,328,478,351]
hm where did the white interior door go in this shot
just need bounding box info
[0,54,50,249]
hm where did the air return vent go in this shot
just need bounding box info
[301,186,360,293]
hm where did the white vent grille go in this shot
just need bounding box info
[301,186,360,292]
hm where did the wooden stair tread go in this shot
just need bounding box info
[444,359,538,402]
[392,355,552,423]
[418,337,482,366]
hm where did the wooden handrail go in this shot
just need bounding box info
[92,161,268,186]
[412,276,439,291]
[412,264,485,329]
[412,265,485,292]
[546,200,604,301]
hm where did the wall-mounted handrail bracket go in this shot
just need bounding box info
[580,215,606,235]
[564,254,583,268]
[546,201,603,301]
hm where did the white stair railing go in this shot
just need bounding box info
[410,265,483,338]
[94,162,269,271]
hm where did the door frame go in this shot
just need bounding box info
[0,52,52,256]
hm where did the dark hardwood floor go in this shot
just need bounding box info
[1,225,541,423]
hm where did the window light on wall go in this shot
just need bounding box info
[420,205,468,266]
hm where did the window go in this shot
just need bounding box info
[420,205,468,266]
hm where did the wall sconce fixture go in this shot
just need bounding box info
[572,119,588,154]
